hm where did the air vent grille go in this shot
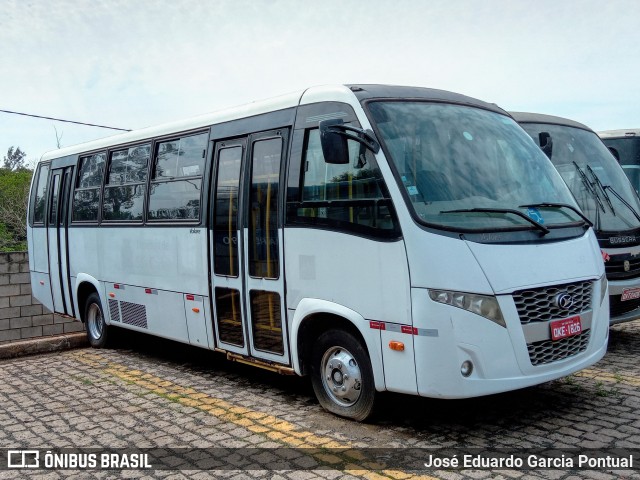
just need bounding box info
[120,301,148,329]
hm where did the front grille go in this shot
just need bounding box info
[605,258,640,280]
[513,281,593,324]
[609,295,640,318]
[527,330,590,366]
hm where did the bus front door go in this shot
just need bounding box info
[46,166,74,316]
[210,130,290,365]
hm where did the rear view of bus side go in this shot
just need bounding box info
[513,113,640,324]
[28,85,609,421]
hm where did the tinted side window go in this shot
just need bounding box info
[73,152,105,222]
[103,144,149,221]
[77,153,105,188]
[248,138,282,279]
[147,179,202,220]
[148,133,208,221]
[32,164,50,224]
[287,129,400,238]
[213,146,243,276]
[155,133,207,179]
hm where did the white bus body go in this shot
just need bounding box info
[28,85,609,420]
[513,114,640,325]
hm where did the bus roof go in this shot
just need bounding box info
[509,112,593,133]
[598,129,640,139]
[39,84,506,163]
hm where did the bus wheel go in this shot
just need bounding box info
[85,293,109,348]
[311,329,376,421]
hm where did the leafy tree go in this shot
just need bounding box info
[3,146,27,171]
[0,162,33,251]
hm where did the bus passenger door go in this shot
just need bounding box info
[211,138,250,356]
[210,129,290,365]
[46,167,74,316]
[242,130,290,365]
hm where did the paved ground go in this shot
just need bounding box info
[0,321,639,479]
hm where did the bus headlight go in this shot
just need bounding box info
[428,289,506,328]
[599,273,608,305]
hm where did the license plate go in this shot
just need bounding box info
[550,315,582,341]
[621,287,640,301]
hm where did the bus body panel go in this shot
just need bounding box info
[68,227,209,296]
[29,228,54,312]
[284,229,411,323]
[400,229,494,295]
[463,231,603,293]
[104,281,191,344]
[183,293,212,349]
[288,297,387,391]
[407,230,607,397]
[284,227,415,393]
[412,286,608,398]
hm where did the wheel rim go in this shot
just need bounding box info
[87,303,103,340]
[320,346,362,407]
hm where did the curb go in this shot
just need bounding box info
[0,333,88,360]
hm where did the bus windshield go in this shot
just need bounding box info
[602,136,640,194]
[522,124,640,233]
[367,102,582,233]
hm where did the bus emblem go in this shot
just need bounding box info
[555,293,574,310]
[624,260,631,272]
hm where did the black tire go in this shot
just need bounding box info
[85,292,109,348]
[310,329,377,421]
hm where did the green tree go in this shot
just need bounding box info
[3,146,27,171]
[0,160,33,251]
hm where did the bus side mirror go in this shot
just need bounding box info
[608,146,620,162]
[539,132,553,159]
[319,119,350,164]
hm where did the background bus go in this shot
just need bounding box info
[513,113,640,324]
[599,129,640,194]
[28,85,609,421]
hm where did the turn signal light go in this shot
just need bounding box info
[108,293,115,298]
[389,341,405,351]
[192,308,200,313]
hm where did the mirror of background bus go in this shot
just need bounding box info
[539,132,553,159]
[319,118,349,164]
[609,146,620,162]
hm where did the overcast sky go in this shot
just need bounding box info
[1,0,638,165]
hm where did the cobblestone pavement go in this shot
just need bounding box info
[0,321,639,479]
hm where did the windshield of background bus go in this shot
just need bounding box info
[604,137,640,194]
[368,102,580,231]
[523,124,640,232]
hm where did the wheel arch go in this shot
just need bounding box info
[74,274,102,323]
[290,298,386,391]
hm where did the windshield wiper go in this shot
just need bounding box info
[573,162,605,213]
[587,165,615,214]
[440,208,550,235]
[587,166,640,224]
[572,161,603,230]
[518,202,593,227]
[603,185,640,224]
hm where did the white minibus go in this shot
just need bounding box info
[513,114,640,324]
[28,85,609,420]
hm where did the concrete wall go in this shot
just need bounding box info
[0,252,84,344]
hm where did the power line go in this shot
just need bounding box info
[0,109,131,132]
